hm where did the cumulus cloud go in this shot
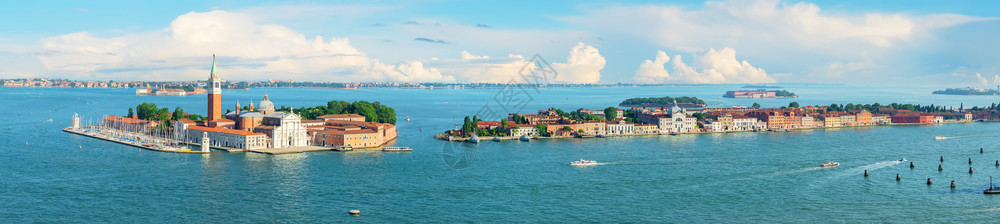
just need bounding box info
[633,51,672,83]
[36,10,453,82]
[632,47,774,84]
[550,42,605,84]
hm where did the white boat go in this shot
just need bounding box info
[899,158,906,162]
[468,135,480,144]
[934,136,947,140]
[570,159,598,167]
[520,135,531,142]
[382,147,412,152]
[820,161,840,168]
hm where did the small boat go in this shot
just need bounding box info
[820,161,840,168]
[406,116,410,121]
[595,134,605,138]
[570,159,598,167]
[333,145,353,151]
[382,147,412,152]
[468,135,480,144]
[934,136,947,140]
[986,177,1000,194]
[899,158,907,162]
[520,135,531,142]
[492,137,501,142]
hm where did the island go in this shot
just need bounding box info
[438,100,981,142]
[932,87,1000,95]
[619,96,707,108]
[724,89,796,99]
[65,55,399,154]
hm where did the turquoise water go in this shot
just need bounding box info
[3,85,1000,222]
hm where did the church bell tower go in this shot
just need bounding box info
[207,55,222,121]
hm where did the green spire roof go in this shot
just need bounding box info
[210,54,218,76]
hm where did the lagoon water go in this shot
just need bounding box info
[3,84,1000,222]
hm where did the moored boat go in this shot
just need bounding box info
[934,136,947,140]
[519,135,531,142]
[820,161,840,168]
[986,177,1000,194]
[468,135,480,144]
[570,159,598,167]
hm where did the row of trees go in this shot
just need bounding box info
[774,101,972,113]
[127,103,204,127]
[277,100,397,124]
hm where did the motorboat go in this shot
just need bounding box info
[570,159,598,167]
[492,137,501,142]
[899,158,907,162]
[820,161,840,168]
[468,135,480,144]
[934,136,947,140]
[382,147,412,152]
[519,135,531,142]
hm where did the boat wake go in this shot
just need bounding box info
[833,160,905,178]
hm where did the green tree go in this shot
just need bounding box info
[351,101,378,122]
[692,112,707,122]
[500,118,509,135]
[562,126,573,132]
[127,108,134,117]
[604,107,618,121]
[752,102,761,109]
[172,107,183,120]
[788,102,800,108]
[536,123,548,136]
[462,116,473,135]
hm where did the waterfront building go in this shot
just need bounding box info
[509,125,538,137]
[732,115,764,131]
[723,90,777,98]
[544,123,579,136]
[872,115,891,124]
[578,120,607,135]
[606,120,635,135]
[184,125,268,150]
[309,119,397,148]
[252,111,310,148]
[638,102,698,133]
[891,113,934,124]
[854,110,873,126]
[633,124,660,134]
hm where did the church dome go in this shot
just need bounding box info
[258,93,275,112]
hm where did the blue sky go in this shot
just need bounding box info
[1,0,998,86]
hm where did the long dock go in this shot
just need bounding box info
[63,127,208,154]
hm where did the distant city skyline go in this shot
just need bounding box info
[1,0,998,86]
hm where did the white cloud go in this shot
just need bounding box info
[976,73,988,84]
[550,42,605,84]
[36,10,453,82]
[632,50,671,83]
[632,47,773,84]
